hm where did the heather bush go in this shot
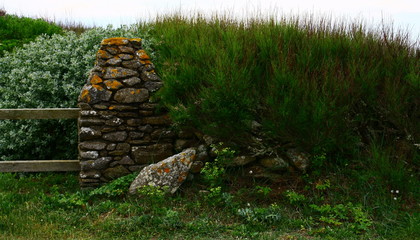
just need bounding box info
[0,25,154,160]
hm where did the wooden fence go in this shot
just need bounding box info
[0,108,81,172]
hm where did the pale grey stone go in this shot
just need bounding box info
[129,148,196,195]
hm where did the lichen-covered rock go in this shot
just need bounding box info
[129,148,196,195]
[103,67,138,79]
[102,131,128,142]
[79,85,112,104]
[114,88,149,103]
[259,157,289,171]
[227,156,257,167]
[131,143,173,164]
[103,165,131,180]
[286,149,310,171]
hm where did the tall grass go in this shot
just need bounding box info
[141,14,419,160]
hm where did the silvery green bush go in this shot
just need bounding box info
[0,25,154,160]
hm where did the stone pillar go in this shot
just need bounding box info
[77,37,174,188]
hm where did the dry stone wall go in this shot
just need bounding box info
[78,37,196,188]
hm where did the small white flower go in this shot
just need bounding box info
[249,170,253,174]
[247,203,251,207]
[393,197,397,200]
[395,190,399,194]
[391,190,394,193]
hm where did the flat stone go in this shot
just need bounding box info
[93,104,108,110]
[107,143,117,151]
[144,81,163,92]
[104,80,124,90]
[80,151,99,159]
[106,57,122,66]
[79,85,112,104]
[79,118,105,127]
[131,143,173,164]
[79,142,107,151]
[79,170,101,179]
[286,149,310,171]
[122,60,141,70]
[119,46,135,53]
[102,131,128,142]
[103,67,138,79]
[259,157,289,170]
[127,119,142,126]
[138,110,153,116]
[141,70,160,81]
[79,127,102,140]
[151,129,176,139]
[101,37,129,46]
[122,77,142,86]
[119,155,135,165]
[93,157,113,170]
[227,156,257,167]
[138,125,153,133]
[102,165,131,180]
[97,49,113,59]
[118,54,134,60]
[114,88,149,103]
[105,117,124,126]
[129,148,196,195]
[129,131,144,139]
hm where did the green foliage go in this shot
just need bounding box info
[0,14,63,55]
[310,203,372,233]
[0,25,155,161]
[255,185,272,197]
[237,203,282,225]
[284,190,307,205]
[89,172,138,198]
[146,14,419,157]
[200,143,235,188]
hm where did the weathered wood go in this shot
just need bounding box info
[0,160,80,172]
[0,108,80,120]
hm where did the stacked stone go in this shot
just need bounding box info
[78,37,177,188]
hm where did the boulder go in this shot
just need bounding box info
[129,148,196,195]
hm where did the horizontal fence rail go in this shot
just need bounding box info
[0,108,80,120]
[1,108,81,173]
[0,160,80,172]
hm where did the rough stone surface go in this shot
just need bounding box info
[103,165,131,180]
[114,88,149,103]
[286,149,310,171]
[131,144,173,164]
[129,148,196,195]
[102,131,128,142]
[227,156,257,167]
[259,157,289,170]
[79,142,107,151]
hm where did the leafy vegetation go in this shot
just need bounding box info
[0,25,154,161]
[0,10,63,55]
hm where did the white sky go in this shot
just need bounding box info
[1,0,419,44]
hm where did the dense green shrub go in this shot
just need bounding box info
[0,14,63,55]
[0,26,154,160]
[143,15,419,158]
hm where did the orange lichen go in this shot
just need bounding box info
[140,60,152,65]
[104,80,123,90]
[130,89,142,95]
[130,38,142,43]
[136,50,150,60]
[92,84,104,91]
[97,49,112,59]
[90,75,103,85]
[101,37,129,46]
[80,89,91,102]
[163,168,171,173]
[109,106,115,110]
